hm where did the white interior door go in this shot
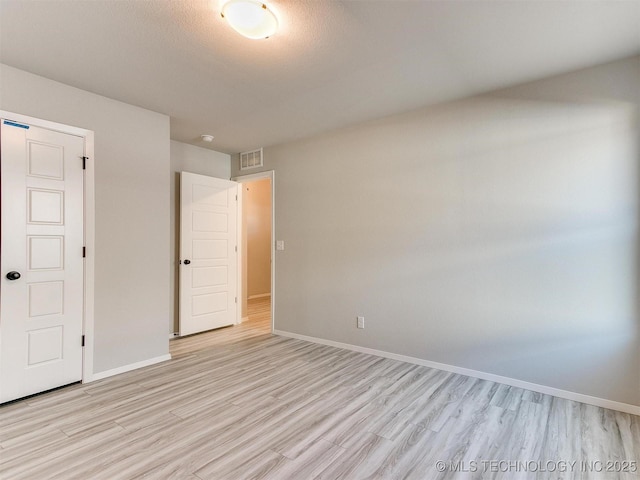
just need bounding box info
[180,172,238,336]
[0,119,85,403]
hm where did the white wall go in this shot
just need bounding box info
[231,56,640,407]
[1,64,171,374]
[170,140,230,334]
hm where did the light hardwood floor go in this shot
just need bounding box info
[1,297,638,479]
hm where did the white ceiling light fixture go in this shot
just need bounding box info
[221,0,278,40]
[201,134,214,142]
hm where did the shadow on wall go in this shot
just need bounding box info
[275,94,640,405]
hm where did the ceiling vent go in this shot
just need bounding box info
[240,148,263,170]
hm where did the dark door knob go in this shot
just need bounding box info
[6,271,21,281]
[183,259,191,265]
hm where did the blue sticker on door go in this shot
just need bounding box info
[3,120,30,129]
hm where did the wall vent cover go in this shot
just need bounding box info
[240,148,263,170]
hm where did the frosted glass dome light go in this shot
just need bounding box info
[221,0,279,40]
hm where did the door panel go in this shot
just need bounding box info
[180,172,238,336]
[0,120,85,403]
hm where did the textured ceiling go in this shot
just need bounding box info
[1,0,639,153]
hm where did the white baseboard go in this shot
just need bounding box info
[248,293,271,300]
[89,354,172,382]
[273,329,640,416]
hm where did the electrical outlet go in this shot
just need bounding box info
[357,316,365,329]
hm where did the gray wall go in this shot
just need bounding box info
[170,140,230,334]
[232,56,640,406]
[1,64,171,374]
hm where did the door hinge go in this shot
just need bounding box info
[82,335,85,347]
[82,156,89,170]
[83,247,86,258]
[235,194,238,201]
[235,297,237,303]
[235,245,238,253]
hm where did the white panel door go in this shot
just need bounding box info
[0,119,85,403]
[180,172,238,336]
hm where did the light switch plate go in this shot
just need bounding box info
[276,240,285,251]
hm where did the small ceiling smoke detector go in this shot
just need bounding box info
[201,134,214,142]
[221,0,278,40]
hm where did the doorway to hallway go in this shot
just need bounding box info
[241,177,272,321]
[170,170,275,356]
[234,171,275,332]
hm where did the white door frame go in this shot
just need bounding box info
[0,110,96,383]
[231,170,275,333]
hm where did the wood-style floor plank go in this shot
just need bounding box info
[1,297,638,479]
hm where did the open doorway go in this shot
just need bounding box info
[236,171,274,334]
[170,170,274,358]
